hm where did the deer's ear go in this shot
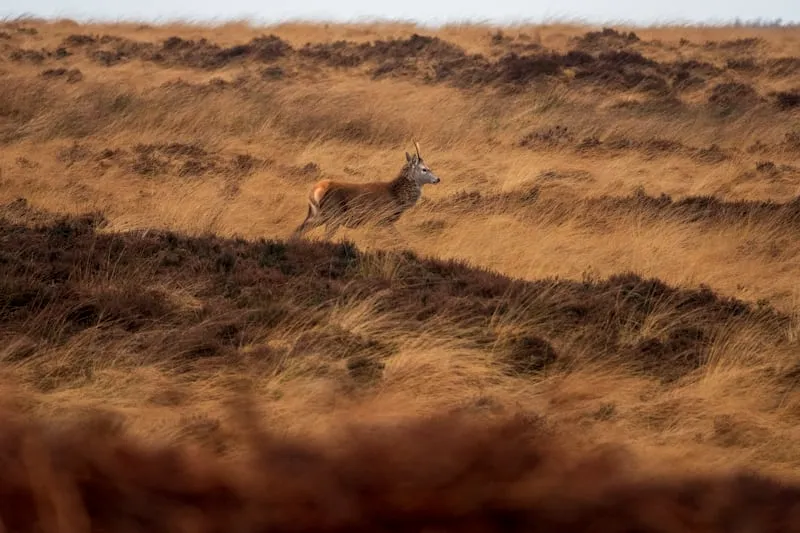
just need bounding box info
[406,152,412,162]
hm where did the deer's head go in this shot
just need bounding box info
[405,140,441,186]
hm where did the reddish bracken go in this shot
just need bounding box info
[0,410,799,533]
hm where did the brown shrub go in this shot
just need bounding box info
[40,67,83,82]
[299,33,465,68]
[346,355,386,384]
[433,188,800,234]
[154,34,291,68]
[88,143,264,178]
[289,324,392,360]
[58,34,292,69]
[64,285,173,332]
[767,57,800,77]
[692,144,729,163]
[519,125,574,148]
[9,48,46,63]
[773,90,800,110]
[0,409,799,532]
[704,37,763,50]
[56,142,92,166]
[784,131,800,151]
[707,82,762,114]
[21,28,773,98]
[631,326,709,382]
[573,27,641,50]
[726,57,761,72]
[519,130,730,164]
[570,50,666,92]
[501,335,559,375]
[62,33,97,46]
[493,52,564,83]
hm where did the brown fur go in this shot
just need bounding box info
[293,160,426,240]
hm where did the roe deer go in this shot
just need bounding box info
[291,141,441,241]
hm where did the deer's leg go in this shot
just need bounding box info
[291,205,317,240]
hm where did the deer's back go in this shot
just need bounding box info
[314,179,400,226]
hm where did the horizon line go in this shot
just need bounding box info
[2,12,798,29]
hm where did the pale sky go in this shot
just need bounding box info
[2,0,797,26]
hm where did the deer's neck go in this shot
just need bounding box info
[389,173,421,207]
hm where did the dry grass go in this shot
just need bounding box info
[1,17,800,530]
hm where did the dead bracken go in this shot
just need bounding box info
[0,409,798,533]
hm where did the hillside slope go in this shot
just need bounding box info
[2,199,799,469]
[0,17,799,531]
[1,199,800,531]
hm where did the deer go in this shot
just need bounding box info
[291,141,441,241]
